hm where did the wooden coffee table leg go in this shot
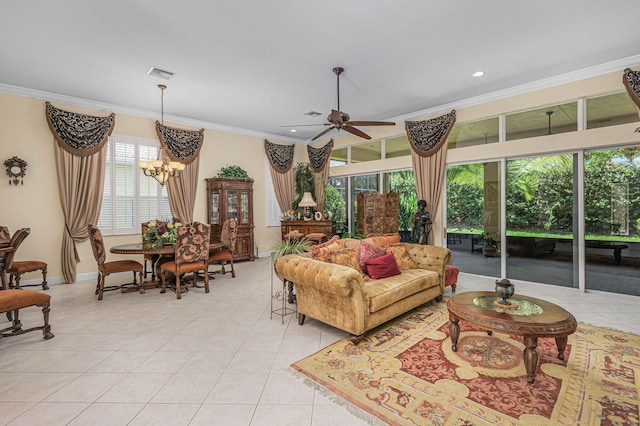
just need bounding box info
[449,316,460,351]
[555,335,568,360]
[523,336,539,384]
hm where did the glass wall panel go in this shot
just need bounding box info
[505,154,577,288]
[445,162,501,277]
[330,147,348,166]
[506,102,577,141]
[584,147,640,296]
[447,118,499,149]
[350,174,379,233]
[383,169,416,240]
[326,176,348,234]
[351,141,381,163]
[587,92,639,129]
[385,136,411,158]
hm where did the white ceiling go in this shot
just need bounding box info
[2,0,640,143]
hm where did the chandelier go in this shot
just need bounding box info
[138,84,185,185]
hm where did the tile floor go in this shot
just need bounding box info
[0,258,638,425]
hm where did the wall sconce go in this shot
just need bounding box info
[4,156,27,185]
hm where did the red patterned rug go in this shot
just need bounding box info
[291,298,640,425]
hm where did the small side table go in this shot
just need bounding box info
[270,256,296,323]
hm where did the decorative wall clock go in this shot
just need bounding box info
[4,156,27,185]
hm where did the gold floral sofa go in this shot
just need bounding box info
[275,235,452,343]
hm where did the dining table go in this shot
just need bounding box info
[110,242,224,291]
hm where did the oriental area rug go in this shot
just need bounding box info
[291,299,640,426]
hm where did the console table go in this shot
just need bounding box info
[280,220,334,241]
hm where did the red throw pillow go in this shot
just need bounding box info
[365,252,401,280]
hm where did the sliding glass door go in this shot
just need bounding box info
[505,154,577,288]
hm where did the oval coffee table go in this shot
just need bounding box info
[447,291,577,384]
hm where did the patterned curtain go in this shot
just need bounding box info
[264,139,295,213]
[307,139,334,212]
[623,68,640,118]
[46,102,113,283]
[405,110,456,245]
[156,122,204,222]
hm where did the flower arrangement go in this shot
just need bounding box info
[142,218,182,248]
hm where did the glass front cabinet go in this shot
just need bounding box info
[206,177,255,261]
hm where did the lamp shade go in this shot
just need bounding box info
[298,192,317,207]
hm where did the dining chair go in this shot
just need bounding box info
[0,226,10,247]
[87,224,144,300]
[0,228,30,290]
[160,221,211,299]
[208,218,237,278]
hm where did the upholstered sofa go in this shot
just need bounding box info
[275,237,451,343]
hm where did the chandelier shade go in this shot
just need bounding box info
[139,147,185,185]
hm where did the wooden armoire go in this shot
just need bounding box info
[206,177,255,261]
[356,191,399,236]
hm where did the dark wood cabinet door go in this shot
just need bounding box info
[206,178,254,261]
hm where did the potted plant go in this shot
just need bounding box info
[271,238,311,303]
[215,164,253,181]
[481,232,500,257]
[292,162,315,212]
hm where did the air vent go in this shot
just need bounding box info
[303,111,322,116]
[147,67,175,80]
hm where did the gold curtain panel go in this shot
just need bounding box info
[405,110,456,157]
[45,102,114,156]
[156,122,204,164]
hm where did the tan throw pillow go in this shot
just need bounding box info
[359,240,387,275]
[310,235,342,261]
[364,233,401,247]
[325,248,365,277]
[384,243,418,270]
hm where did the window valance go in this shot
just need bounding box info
[264,139,295,172]
[307,139,334,172]
[45,102,114,157]
[405,110,456,157]
[623,68,640,111]
[156,121,204,165]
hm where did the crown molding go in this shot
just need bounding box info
[0,83,302,144]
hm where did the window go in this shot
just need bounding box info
[448,117,499,149]
[330,147,348,166]
[98,134,170,235]
[587,92,639,129]
[506,102,577,141]
[385,136,411,158]
[351,141,381,163]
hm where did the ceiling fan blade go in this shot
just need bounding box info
[347,121,396,127]
[342,125,371,140]
[330,109,343,125]
[281,123,331,127]
[311,126,336,141]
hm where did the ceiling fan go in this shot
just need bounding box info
[286,67,396,141]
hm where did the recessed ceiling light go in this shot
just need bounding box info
[290,129,297,133]
[472,71,485,78]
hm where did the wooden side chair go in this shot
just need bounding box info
[161,221,210,299]
[208,218,237,278]
[87,224,144,300]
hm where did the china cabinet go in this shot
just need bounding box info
[206,178,254,261]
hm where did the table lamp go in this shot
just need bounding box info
[298,192,317,221]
